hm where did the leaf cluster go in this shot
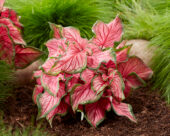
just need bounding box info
[33,17,153,127]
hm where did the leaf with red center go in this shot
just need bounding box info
[92,16,122,49]
[109,70,125,101]
[80,69,95,83]
[33,85,44,104]
[0,18,25,45]
[116,41,132,63]
[14,45,43,69]
[37,82,66,118]
[46,39,67,57]
[0,0,5,11]
[49,44,87,75]
[71,84,102,111]
[78,105,84,112]
[1,8,23,29]
[85,97,111,127]
[91,75,108,94]
[49,23,61,39]
[118,56,153,80]
[46,100,68,126]
[64,94,71,106]
[41,73,65,96]
[124,73,146,97]
[103,89,112,97]
[0,24,14,65]
[112,99,137,122]
[106,60,116,69]
[87,49,114,69]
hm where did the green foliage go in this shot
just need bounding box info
[0,118,50,136]
[6,0,113,51]
[109,0,170,103]
[109,0,170,40]
[150,13,170,103]
[0,61,14,106]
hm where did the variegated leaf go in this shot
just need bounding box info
[15,45,43,69]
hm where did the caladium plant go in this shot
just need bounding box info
[0,0,42,69]
[33,16,153,127]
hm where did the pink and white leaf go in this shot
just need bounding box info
[50,44,87,75]
[92,17,122,48]
[41,58,57,73]
[71,84,101,111]
[38,83,66,118]
[81,69,95,83]
[85,97,111,127]
[46,38,67,57]
[62,27,90,52]
[92,75,108,94]
[112,99,137,122]
[62,27,81,44]
[109,70,125,101]
[41,73,65,96]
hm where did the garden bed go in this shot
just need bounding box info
[3,82,170,136]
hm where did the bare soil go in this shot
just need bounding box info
[3,82,170,136]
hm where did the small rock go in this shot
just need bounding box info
[14,60,43,85]
[127,39,156,66]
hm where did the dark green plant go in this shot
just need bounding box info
[6,0,113,51]
[0,115,50,136]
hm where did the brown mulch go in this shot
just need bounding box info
[3,83,170,136]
